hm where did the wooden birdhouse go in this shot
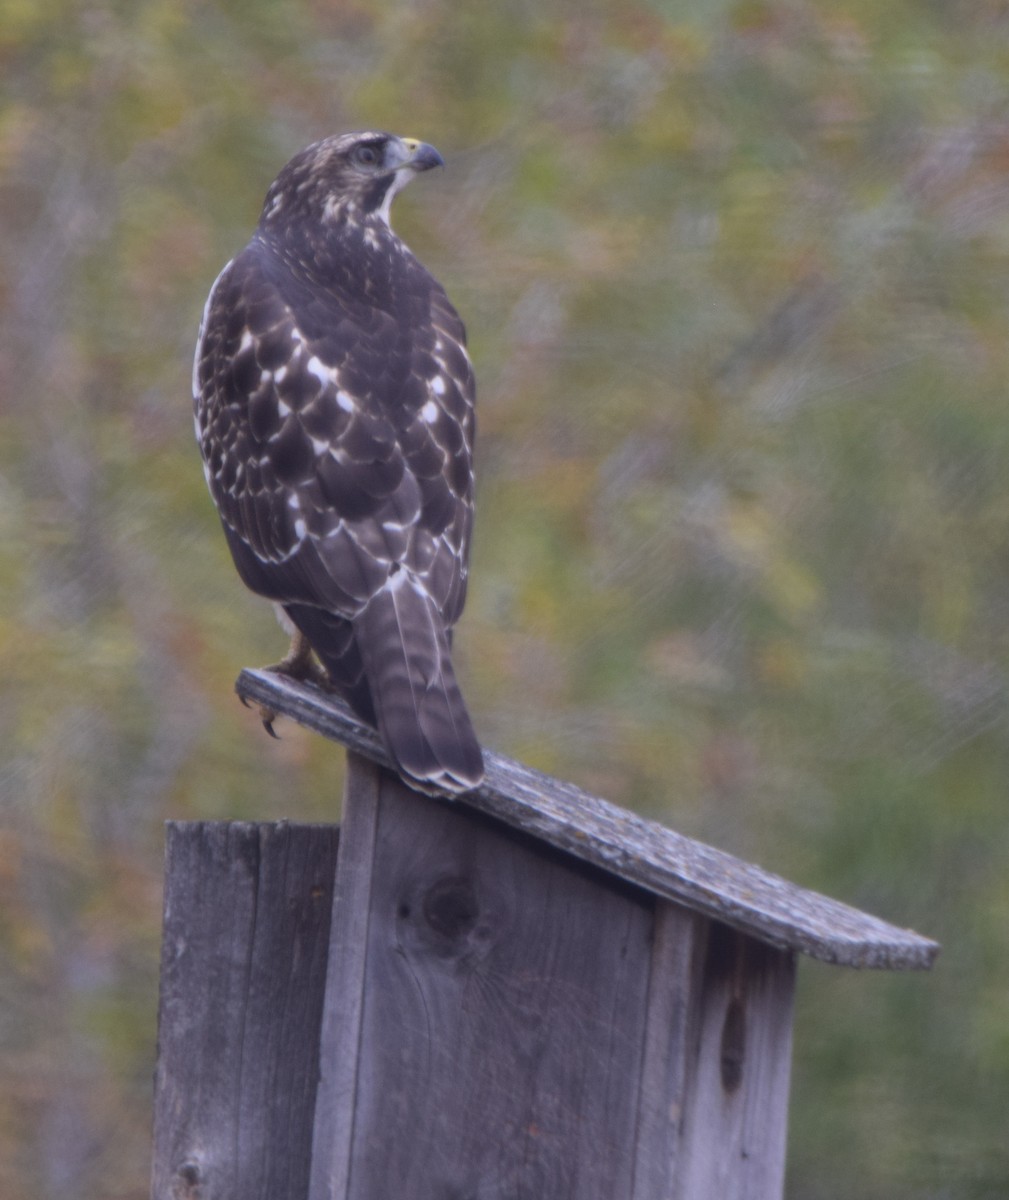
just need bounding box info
[150,669,937,1200]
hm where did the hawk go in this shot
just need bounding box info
[193,131,484,795]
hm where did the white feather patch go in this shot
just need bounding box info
[307,356,331,386]
[192,258,233,400]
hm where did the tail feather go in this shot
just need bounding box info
[353,572,484,794]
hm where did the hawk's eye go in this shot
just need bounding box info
[353,144,381,168]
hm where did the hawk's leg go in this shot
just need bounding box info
[271,627,328,682]
[245,629,329,737]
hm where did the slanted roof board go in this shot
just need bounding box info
[236,668,939,971]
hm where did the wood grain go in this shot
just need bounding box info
[312,757,657,1199]
[673,924,796,1200]
[151,821,339,1200]
[236,668,939,970]
[308,756,382,1200]
[630,903,702,1200]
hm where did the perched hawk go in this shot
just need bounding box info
[193,131,484,795]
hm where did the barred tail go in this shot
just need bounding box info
[352,572,484,795]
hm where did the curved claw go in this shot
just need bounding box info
[237,691,281,737]
[242,629,329,739]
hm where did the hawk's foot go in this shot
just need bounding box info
[242,630,328,736]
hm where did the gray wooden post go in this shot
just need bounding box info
[151,821,339,1200]
[150,670,937,1200]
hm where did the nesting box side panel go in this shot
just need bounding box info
[312,757,658,1200]
[673,923,796,1200]
[631,902,705,1200]
[151,822,339,1200]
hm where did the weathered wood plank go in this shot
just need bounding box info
[308,755,382,1200]
[235,669,939,970]
[311,756,656,1199]
[631,904,702,1200]
[151,821,339,1200]
[629,906,797,1200]
[673,924,796,1200]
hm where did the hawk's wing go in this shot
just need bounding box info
[194,239,482,791]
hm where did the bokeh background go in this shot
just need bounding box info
[3,1,1009,1196]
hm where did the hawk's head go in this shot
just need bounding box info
[259,131,444,233]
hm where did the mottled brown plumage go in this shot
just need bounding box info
[193,131,483,793]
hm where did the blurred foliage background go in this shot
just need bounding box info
[2,0,1008,1196]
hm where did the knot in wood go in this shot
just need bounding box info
[421,875,479,940]
[172,1159,202,1199]
[720,996,746,1093]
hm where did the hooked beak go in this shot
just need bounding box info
[399,138,444,172]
